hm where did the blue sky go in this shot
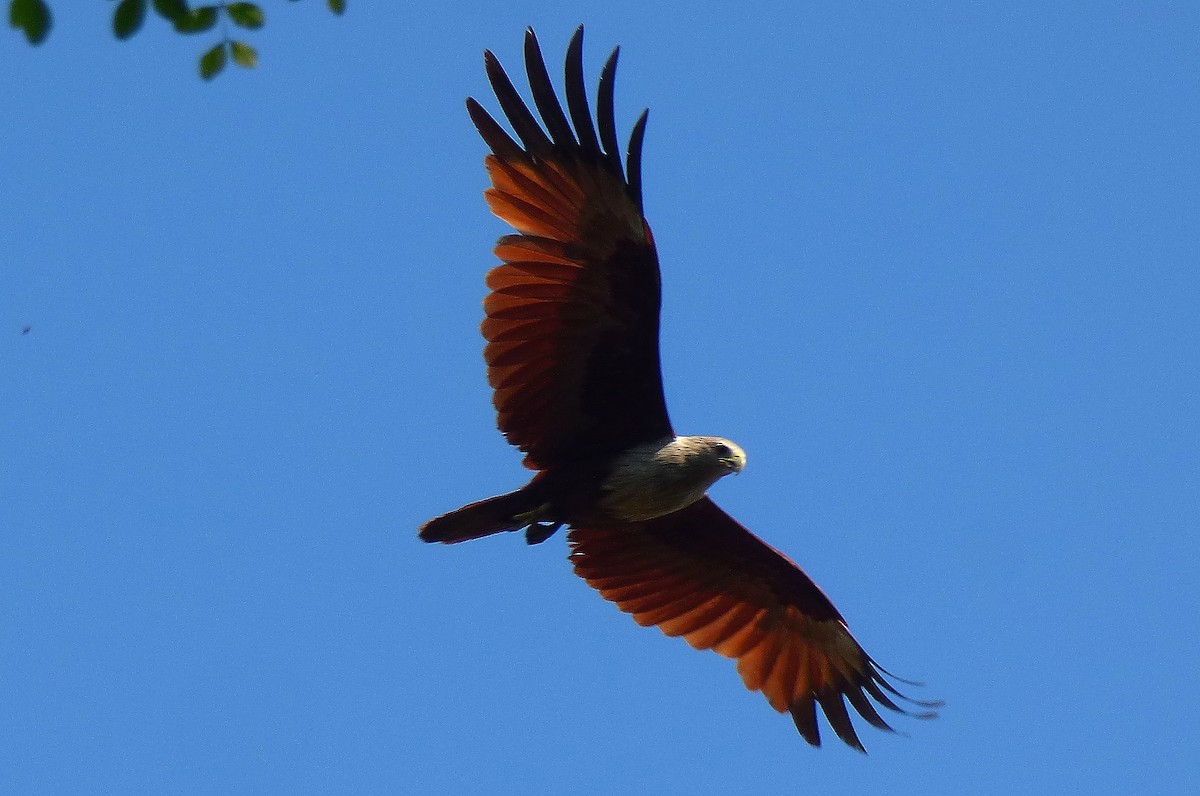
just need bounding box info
[4,2,1198,793]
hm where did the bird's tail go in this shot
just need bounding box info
[419,487,547,544]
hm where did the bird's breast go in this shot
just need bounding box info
[597,442,718,523]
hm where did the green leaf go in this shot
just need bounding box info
[226,2,264,30]
[199,41,226,80]
[10,0,52,45]
[113,0,147,40]
[327,0,346,15]
[230,40,258,69]
[173,5,217,33]
[151,0,188,20]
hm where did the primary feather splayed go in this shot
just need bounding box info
[420,26,940,751]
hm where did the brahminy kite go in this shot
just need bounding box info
[420,27,939,751]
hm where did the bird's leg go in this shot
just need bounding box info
[512,503,563,545]
[512,503,551,524]
[524,521,563,545]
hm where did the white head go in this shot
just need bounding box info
[667,435,747,478]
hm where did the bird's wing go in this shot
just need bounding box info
[568,497,939,751]
[468,27,672,471]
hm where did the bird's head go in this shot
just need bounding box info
[679,436,746,478]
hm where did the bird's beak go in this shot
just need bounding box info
[720,451,746,474]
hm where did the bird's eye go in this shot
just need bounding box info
[714,443,731,458]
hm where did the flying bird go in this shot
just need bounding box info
[420,27,939,751]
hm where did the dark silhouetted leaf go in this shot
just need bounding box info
[113,0,147,40]
[173,5,217,33]
[151,0,188,20]
[230,39,258,68]
[199,41,226,80]
[226,2,264,29]
[10,0,53,45]
[327,0,345,15]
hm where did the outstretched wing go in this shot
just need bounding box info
[568,498,940,751]
[468,27,672,471]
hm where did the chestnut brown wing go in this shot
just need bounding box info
[568,498,940,751]
[468,27,672,471]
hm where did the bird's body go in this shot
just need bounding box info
[420,434,742,540]
[419,26,938,751]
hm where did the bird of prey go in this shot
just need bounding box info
[420,26,939,751]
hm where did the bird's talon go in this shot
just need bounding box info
[525,521,563,545]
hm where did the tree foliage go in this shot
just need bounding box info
[9,0,345,80]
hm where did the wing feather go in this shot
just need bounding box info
[711,609,771,659]
[486,160,577,220]
[483,49,554,158]
[596,48,624,177]
[738,631,783,697]
[603,572,700,603]
[523,28,577,149]
[817,690,865,752]
[684,600,761,652]
[626,110,649,212]
[564,28,602,156]
[790,693,821,746]
[656,595,737,638]
[493,234,579,265]
[768,638,801,709]
[466,97,524,161]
